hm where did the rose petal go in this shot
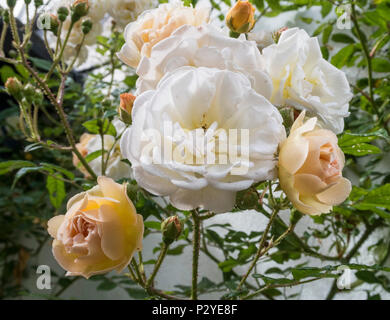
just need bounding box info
[316,177,352,205]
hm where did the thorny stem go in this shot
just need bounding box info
[238,206,280,289]
[146,244,169,288]
[191,209,201,300]
[351,4,376,113]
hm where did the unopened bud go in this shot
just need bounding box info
[161,216,183,245]
[24,0,31,5]
[118,93,135,124]
[49,14,59,34]
[57,6,69,22]
[236,188,258,209]
[34,0,43,7]
[226,0,255,34]
[82,18,93,34]
[71,0,89,23]
[5,77,23,101]
[7,0,17,9]
[2,10,10,23]
[24,84,36,103]
[272,27,288,43]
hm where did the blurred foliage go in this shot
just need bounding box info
[0,0,390,300]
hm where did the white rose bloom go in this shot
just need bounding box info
[136,24,272,99]
[75,119,130,180]
[117,0,210,69]
[120,67,286,213]
[108,0,157,29]
[261,28,352,134]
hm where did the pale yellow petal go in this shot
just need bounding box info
[294,173,327,196]
[316,177,352,205]
[47,215,65,238]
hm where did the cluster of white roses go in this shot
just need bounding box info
[49,0,354,278]
[117,0,353,214]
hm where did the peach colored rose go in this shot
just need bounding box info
[47,177,144,278]
[117,0,210,69]
[278,111,351,215]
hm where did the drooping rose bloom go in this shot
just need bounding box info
[120,67,285,213]
[279,112,352,215]
[135,24,272,99]
[48,177,144,278]
[117,0,210,69]
[73,118,130,180]
[261,28,352,134]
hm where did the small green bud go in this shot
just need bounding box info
[2,10,10,23]
[34,0,43,7]
[81,18,93,34]
[57,6,69,22]
[236,188,258,210]
[49,14,59,34]
[5,77,23,101]
[101,97,112,108]
[161,216,183,245]
[71,0,89,23]
[7,0,17,9]
[8,49,17,58]
[24,83,36,103]
[24,0,32,5]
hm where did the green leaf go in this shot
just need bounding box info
[83,119,117,136]
[338,131,387,156]
[97,281,117,291]
[0,160,35,175]
[144,221,161,230]
[12,166,42,188]
[167,244,186,255]
[29,57,52,71]
[352,184,390,216]
[83,150,103,164]
[331,33,355,44]
[356,271,379,284]
[331,44,355,69]
[372,58,390,73]
[40,162,75,180]
[321,0,332,18]
[46,174,66,209]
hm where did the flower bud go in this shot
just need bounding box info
[23,83,36,103]
[5,77,23,101]
[2,10,10,23]
[71,0,89,23]
[57,6,69,22]
[236,188,258,210]
[81,18,93,34]
[49,14,59,34]
[272,27,288,43]
[24,0,31,5]
[226,0,255,34]
[34,0,43,7]
[161,216,183,245]
[7,0,17,9]
[118,93,135,125]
